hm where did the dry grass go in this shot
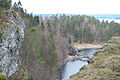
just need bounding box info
[69,37,120,80]
[72,43,102,49]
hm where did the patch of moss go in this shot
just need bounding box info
[0,22,9,42]
[10,10,18,15]
[70,68,118,80]
[30,27,36,32]
[9,68,28,80]
[0,73,8,80]
[0,29,2,42]
[0,11,4,15]
[18,64,25,69]
[94,44,120,57]
[92,55,120,72]
[28,74,38,80]
[107,37,120,44]
[40,60,45,64]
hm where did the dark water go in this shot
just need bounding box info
[61,48,98,80]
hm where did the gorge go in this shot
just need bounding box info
[60,48,98,80]
[0,1,120,80]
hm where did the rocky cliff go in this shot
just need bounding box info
[0,10,25,77]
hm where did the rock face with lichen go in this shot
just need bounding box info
[0,11,25,77]
[69,37,120,80]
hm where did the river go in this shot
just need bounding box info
[61,48,98,80]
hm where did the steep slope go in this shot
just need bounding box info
[0,10,25,77]
[69,37,120,80]
[0,10,58,80]
[19,26,58,80]
[18,16,68,80]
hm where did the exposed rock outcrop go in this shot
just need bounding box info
[0,11,26,77]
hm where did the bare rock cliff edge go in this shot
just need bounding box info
[0,11,26,77]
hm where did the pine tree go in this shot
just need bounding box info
[18,0,22,8]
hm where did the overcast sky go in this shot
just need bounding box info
[12,0,120,14]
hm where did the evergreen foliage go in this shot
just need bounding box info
[0,0,11,10]
[0,73,8,80]
[39,15,120,43]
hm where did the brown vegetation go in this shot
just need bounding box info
[69,37,120,80]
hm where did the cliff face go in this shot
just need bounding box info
[0,10,58,80]
[0,11,26,77]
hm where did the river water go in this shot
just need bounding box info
[61,48,98,80]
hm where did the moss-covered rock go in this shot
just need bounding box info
[0,22,9,42]
[0,73,8,80]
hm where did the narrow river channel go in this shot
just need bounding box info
[61,48,98,80]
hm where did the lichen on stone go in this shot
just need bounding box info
[0,10,26,77]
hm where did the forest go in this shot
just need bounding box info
[38,15,120,44]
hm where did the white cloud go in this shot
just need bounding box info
[12,0,120,14]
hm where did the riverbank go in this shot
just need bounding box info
[60,48,98,80]
[72,43,102,49]
[69,37,120,80]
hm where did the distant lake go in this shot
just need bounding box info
[98,18,120,23]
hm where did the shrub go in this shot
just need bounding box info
[0,0,11,10]
[28,74,38,80]
[0,73,8,80]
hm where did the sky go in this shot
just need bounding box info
[12,0,120,14]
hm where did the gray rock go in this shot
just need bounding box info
[0,11,26,77]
